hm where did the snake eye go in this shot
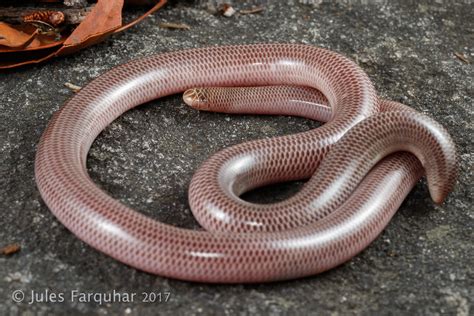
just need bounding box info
[198,94,207,103]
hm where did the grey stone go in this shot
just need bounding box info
[0,1,472,315]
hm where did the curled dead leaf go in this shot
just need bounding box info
[0,0,167,69]
[0,22,40,49]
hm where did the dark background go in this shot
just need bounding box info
[0,1,472,315]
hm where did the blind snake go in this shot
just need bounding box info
[35,44,457,283]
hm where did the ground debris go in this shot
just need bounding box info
[454,52,470,64]
[221,4,236,17]
[240,6,265,15]
[159,22,191,30]
[1,243,21,255]
[64,82,82,92]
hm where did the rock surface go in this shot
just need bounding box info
[0,1,472,315]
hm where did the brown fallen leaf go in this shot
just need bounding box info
[0,22,67,55]
[0,0,167,69]
[0,22,40,49]
[1,243,21,255]
[159,22,191,30]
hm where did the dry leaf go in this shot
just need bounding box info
[0,23,65,53]
[0,0,167,69]
[0,22,40,49]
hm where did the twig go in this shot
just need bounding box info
[0,6,93,25]
[454,52,470,64]
[159,22,191,30]
[240,6,265,15]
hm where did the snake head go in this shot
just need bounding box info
[183,88,210,111]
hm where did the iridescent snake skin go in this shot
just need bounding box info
[35,44,457,283]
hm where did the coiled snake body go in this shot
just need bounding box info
[35,44,457,283]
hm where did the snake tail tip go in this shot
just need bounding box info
[429,184,451,205]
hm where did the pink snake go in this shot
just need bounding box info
[35,44,457,283]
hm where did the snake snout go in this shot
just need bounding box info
[183,88,210,110]
[183,89,197,107]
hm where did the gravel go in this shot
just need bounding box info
[0,1,472,315]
